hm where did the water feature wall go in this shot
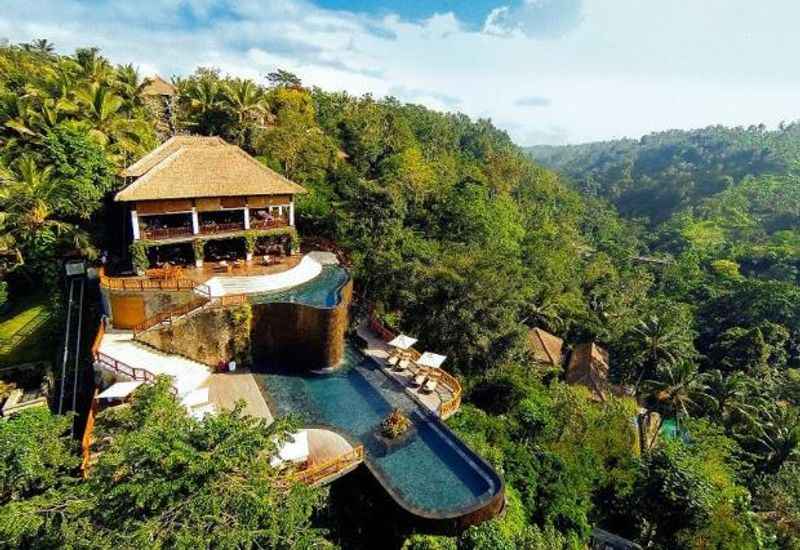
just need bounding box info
[250,277,352,369]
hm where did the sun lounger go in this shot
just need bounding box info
[423,378,439,393]
[412,373,427,386]
[387,354,400,366]
[398,358,410,370]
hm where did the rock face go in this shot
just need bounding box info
[137,304,252,367]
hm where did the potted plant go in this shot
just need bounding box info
[380,408,411,440]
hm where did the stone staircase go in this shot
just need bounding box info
[97,331,211,398]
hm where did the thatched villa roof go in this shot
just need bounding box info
[527,327,564,366]
[141,75,177,97]
[566,342,611,401]
[116,136,307,202]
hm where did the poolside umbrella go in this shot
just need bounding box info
[270,430,310,467]
[388,334,418,350]
[416,352,447,370]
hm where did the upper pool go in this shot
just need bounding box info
[250,265,349,309]
[255,345,502,519]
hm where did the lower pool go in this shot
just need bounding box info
[256,345,501,518]
[250,265,349,309]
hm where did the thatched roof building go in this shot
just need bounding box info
[141,75,177,97]
[527,327,564,367]
[566,342,614,402]
[116,136,307,202]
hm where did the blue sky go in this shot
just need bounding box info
[1,0,798,145]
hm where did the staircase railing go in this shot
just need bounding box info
[132,293,247,337]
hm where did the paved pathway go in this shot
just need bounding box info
[206,371,273,422]
[202,253,335,297]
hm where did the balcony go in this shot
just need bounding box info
[250,216,289,230]
[199,222,246,235]
[141,225,194,240]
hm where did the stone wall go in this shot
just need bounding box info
[136,304,252,367]
[250,278,352,370]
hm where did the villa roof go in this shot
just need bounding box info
[141,75,177,97]
[116,136,307,202]
[566,342,611,401]
[527,327,564,366]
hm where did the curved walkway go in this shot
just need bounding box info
[201,252,338,297]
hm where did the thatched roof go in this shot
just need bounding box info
[527,327,564,366]
[116,136,307,202]
[566,342,611,401]
[142,75,177,97]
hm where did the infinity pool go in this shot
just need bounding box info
[250,265,349,309]
[255,345,502,518]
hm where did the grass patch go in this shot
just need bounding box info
[0,295,56,366]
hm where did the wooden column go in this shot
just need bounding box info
[289,200,295,226]
[244,206,251,229]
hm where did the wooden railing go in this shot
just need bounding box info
[142,226,194,240]
[95,351,157,383]
[290,445,364,486]
[367,309,462,419]
[132,293,247,337]
[250,217,288,230]
[81,390,99,478]
[99,267,202,293]
[200,222,245,235]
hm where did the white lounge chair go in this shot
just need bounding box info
[387,354,400,366]
[398,357,411,371]
[412,372,427,386]
[423,377,439,393]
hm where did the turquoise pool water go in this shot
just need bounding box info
[250,265,349,308]
[256,345,500,517]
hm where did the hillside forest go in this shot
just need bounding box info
[1,41,800,549]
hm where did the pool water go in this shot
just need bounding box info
[250,265,349,309]
[256,345,499,517]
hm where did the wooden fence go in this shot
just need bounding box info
[142,226,193,240]
[81,390,98,478]
[99,267,204,294]
[290,445,364,486]
[367,309,462,419]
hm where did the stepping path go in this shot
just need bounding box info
[97,331,211,397]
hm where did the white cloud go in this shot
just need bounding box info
[1,0,798,145]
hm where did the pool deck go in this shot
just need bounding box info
[206,370,273,423]
[356,322,453,416]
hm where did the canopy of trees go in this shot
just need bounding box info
[2,41,800,549]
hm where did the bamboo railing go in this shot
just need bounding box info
[98,267,202,293]
[367,309,462,419]
[290,445,364,486]
[142,226,194,240]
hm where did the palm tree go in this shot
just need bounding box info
[641,362,707,451]
[700,369,756,428]
[221,78,269,147]
[629,314,696,396]
[114,64,149,114]
[741,403,800,474]
[74,82,151,158]
[0,157,92,269]
[22,39,55,55]
[75,47,113,84]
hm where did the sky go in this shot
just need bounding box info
[1,0,798,145]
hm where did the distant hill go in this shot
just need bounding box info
[527,124,800,224]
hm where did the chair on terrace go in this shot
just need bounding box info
[423,377,439,393]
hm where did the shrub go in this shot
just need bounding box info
[381,409,411,439]
[0,281,7,309]
[129,241,151,273]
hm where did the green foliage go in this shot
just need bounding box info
[129,240,151,272]
[0,408,77,504]
[0,379,327,549]
[0,281,6,308]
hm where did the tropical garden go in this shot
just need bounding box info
[1,40,799,548]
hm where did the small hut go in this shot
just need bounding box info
[566,342,614,402]
[527,327,564,368]
[142,75,178,140]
